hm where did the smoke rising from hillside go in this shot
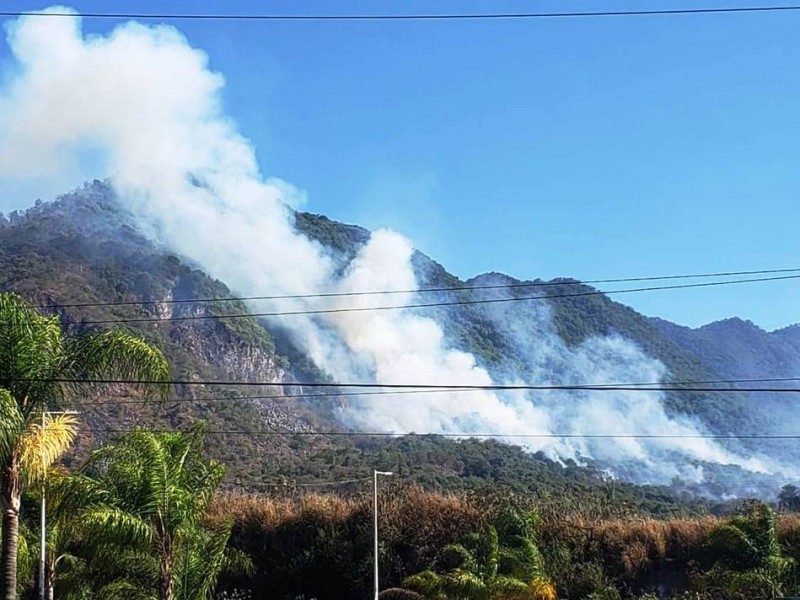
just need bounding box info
[0,7,791,490]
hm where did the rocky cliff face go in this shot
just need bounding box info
[0,182,321,483]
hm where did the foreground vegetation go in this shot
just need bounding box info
[213,490,800,600]
[0,292,170,600]
[7,466,800,600]
[3,282,800,599]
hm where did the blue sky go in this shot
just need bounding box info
[1,0,799,330]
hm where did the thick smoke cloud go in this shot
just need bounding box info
[0,7,790,489]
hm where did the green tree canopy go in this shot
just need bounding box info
[0,292,169,600]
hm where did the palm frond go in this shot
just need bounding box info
[0,387,25,463]
[18,412,79,483]
[97,579,159,600]
[223,547,254,578]
[486,575,529,600]
[175,523,247,600]
[47,472,110,519]
[81,504,153,549]
[63,331,170,399]
[441,569,488,600]
[0,292,66,417]
[529,576,557,600]
[403,570,443,598]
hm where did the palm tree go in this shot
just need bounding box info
[37,468,248,600]
[0,292,170,600]
[700,501,795,599]
[403,509,556,600]
[30,469,101,600]
[80,429,232,600]
[1,396,79,600]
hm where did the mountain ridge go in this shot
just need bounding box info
[0,181,797,499]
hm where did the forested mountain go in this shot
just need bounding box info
[0,181,797,501]
[652,317,800,380]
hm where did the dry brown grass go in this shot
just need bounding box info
[776,514,800,537]
[209,491,361,531]
[537,512,721,581]
[664,518,719,556]
[596,517,718,573]
[208,486,483,545]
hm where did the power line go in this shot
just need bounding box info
[9,376,800,393]
[232,477,373,488]
[90,427,800,440]
[3,5,800,21]
[0,419,786,441]
[224,476,786,492]
[68,273,800,325]
[74,376,800,406]
[37,267,800,310]
[220,477,374,489]
[82,388,483,406]
[9,420,779,440]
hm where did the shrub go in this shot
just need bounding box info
[379,589,427,600]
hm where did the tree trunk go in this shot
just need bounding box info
[45,558,55,600]
[159,558,173,600]
[1,459,21,600]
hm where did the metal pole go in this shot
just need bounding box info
[373,470,393,600]
[39,410,45,600]
[38,409,78,600]
[373,471,378,600]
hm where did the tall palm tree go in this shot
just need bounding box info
[81,429,228,600]
[34,466,248,600]
[0,292,170,600]
[1,400,80,599]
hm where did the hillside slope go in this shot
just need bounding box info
[0,183,319,483]
[652,317,800,379]
[1,182,797,498]
[0,184,698,505]
[296,212,780,434]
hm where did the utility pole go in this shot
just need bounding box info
[39,409,78,600]
[39,409,44,600]
[373,470,393,600]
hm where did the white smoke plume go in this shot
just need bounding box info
[0,7,791,488]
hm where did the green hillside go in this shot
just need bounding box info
[0,182,796,502]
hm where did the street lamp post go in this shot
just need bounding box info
[373,470,393,600]
[39,409,78,600]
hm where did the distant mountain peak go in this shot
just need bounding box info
[698,317,763,333]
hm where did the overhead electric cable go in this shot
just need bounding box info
[9,376,800,393]
[0,421,793,439]
[65,273,800,325]
[3,5,800,21]
[89,427,800,440]
[0,421,793,442]
[225,477,374,488]
[76,376,800,407]
[35,267,800,310]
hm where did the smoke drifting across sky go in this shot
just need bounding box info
[0,7,789,490]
